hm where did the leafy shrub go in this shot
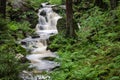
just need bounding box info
[49,0,62,5]
[49,2,120,80]
[0,18,29,80]
[28,0,48,10]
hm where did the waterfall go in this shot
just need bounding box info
[19,2,62,80]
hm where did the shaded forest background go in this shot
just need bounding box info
[0,0,120,80]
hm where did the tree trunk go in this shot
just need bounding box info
[0,0,6,18]
[66,0,75,37]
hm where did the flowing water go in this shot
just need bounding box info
[19,2,62,80]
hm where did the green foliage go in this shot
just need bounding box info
[49,0,62,5]
[116,6,120,22]
[8,21,19,31]
[1,0,120,79]
[0,17,30,80]
[48,2,120,80]
[28,0,48,10]
[0,17,8,30]
[1,0,63,79]
[8,21,31,31]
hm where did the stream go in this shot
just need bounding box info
[19,2,62,80]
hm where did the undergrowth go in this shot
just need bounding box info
[0,18,30,79]
[0,0,120,80]
[49,3,120,80]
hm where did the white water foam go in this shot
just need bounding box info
[20,2,62,74]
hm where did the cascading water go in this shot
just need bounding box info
[19,2,62,80]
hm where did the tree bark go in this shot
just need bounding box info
[66,0,75,37]
[0,0,6,18]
